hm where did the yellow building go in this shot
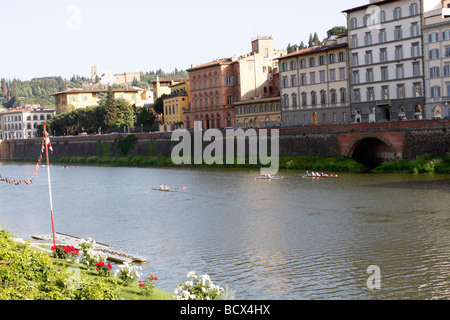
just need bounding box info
[162,80,190,130]
[151,77,188,101]
[234,96,281,128]
[51,88,142,114]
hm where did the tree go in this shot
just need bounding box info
[115,99,134,129]
[153,94,168,115]
[136,106,156,127]
[101,86,118,130]
[327,26,347,38]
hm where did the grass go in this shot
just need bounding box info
[373,155,450,174]
[3,154,449,174]
[1,228,174,300]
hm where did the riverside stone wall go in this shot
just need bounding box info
[0,120,448,161]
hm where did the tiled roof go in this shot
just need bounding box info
[51,88,141,96]
[187,58,235,72]
[342,0,400,13]
[277,43,348,60]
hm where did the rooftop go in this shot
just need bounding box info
[342,0,400,13]
[277,42,348,61]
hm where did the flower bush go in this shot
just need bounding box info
[174,271,224,300]
[51,245,79,260]
[113,261,142,285]
[79,238,107,270]
[139,273,158,297]
[95,261,112,277]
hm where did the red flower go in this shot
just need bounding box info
[107,262,112,270]
[95,262,105,267]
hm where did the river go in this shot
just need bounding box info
[0,162,449,300]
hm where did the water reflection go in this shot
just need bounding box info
[0,162,449,299]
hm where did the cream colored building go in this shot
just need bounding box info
[234,96,281,128]
[278,36,350,126]
[51,88,143,114]
[423,0,450,119]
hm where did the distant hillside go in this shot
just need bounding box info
[1,77,67,108]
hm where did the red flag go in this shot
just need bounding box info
[44,131,53,154]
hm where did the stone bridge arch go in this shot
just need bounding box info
[344,132,402,169]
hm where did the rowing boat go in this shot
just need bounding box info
[256,175,281,180]
[152,188,172,192]
[301,175,339,179]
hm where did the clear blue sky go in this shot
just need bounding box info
[0,0,363,81]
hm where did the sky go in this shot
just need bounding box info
[0,0,364,81]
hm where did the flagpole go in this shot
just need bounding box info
[44,122,56,248]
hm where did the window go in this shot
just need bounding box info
[396,64,404,79]
[310,72,316,84]
[290,60,297,70]
[291,75,297,87]
[443,30,450,41]
[431,86,441,98]
[367,87,375,101]
[413,62,421,77]
[363,14,370,26]
[350,17,357,29]
[445,46,450,57]
[395,46,403,60]
[411,43,420,57]
[351,35,358,48]
[429,32,439,43]
[379,29,387,43]
[339,68,346,81]
[311,92,317,105]
[309,57,316,67]
[411,23,419,37]
[429,48,440,59]
[329,53,336,64]
[292,94,298,107]
[320,91,327,104]
[380,11,386,23]
[414,83,422,97]
[338,52,345,62]
[397,85,405,98]
[410,3,419,15]
[394,7,402,20]
[330,69,336,82]
[381,86,389,100]
[302,92,307,106]
[394,26,403,40]
[300,74,307,85]
[320,71,326,83]
[364,32,372,46]
[225,76,234,86]
[380,48,388,62]
[331,90,337,104]
[353,89,361,102]
[365,51,373,65]
[444,63,450,76]
[366,69,374,83]
[319,56,325,65]
[351,53,359,67]
[282,94,289,108]
[300,59,306,68]
[352,71,360,84]
[430,66,440,78]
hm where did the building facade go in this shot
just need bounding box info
[162,80,190,130]
[184,36,285,130]
[51,88,143,114]
[343,0,425,123]
[423,0,450,119]
[0,107,55,140]
[234,96,281,128]
[278,37,350,126]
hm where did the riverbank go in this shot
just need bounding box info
[3,154,449,173]
[0,227,174,300]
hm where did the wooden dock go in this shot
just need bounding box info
[31,232,147,263]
